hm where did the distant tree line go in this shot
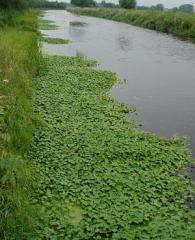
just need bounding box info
[137,3,164,11]
[70,0,194,13]
[172,4,193,13]
[29,0,68,9]
[119,0,136,9]
[0,0,193,13]
[137,3,193,13]
[70,0,136,9]
[98,1,118,8]
[0,0,68,9]
[71,0,96,8]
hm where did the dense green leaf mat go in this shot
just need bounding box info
[29,55,195,239]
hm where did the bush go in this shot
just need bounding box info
[0,0,28,9]
[119,0,136,9]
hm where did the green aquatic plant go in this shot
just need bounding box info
[39,19,54,24]
[29,55,195,239]
[41,37,70,44]
[70,21,87,26]
[39,19,58,30]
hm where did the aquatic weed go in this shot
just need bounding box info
[41,37,70,44]
[29,55,195,239]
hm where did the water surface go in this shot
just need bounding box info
[41,10,195,160]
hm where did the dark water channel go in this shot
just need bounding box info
[41,10,195,174]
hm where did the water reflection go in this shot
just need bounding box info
[69,26,87,41]
[116,35,132,52]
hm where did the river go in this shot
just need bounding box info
[41,10,195,162]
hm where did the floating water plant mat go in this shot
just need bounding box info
[30,55,195,239]
[39,19,58,30]
[41,37,70,44]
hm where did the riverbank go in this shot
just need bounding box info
[0,9,41,239]
[68,8,195,43]
[29,53,195,238]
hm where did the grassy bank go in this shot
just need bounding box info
[68,8,195,43]
[0,10,41,239]
[29,54,195,239]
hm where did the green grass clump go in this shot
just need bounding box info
[0,154,37,240]
[68,8,195,43]
[0,9,41,239]
[41,36,70,44]
[0,9,40,31]
[29,55,195,239]
[39,19,58,30]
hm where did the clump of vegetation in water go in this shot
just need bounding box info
[70,21,87,26]
[29,55,195,239]
[0,9,41,239]
[68,7,195,43]
[41,36,70,44]
[39,19,58,30]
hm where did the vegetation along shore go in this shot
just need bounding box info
[0,9,41,239]
[68,7,195,43]
[0,1,195,240]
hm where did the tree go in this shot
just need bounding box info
[171,7,178,12]
[137,6,150,10]
[156,3,164,11]
[151,3,164,11]
[119,0,136,9]
[71,0,96,7]
[100,1,117,8]
[179,4,193,13]
[0,0,29,9]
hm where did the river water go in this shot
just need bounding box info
[41,10,195,159]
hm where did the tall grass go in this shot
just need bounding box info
[0,9,41,239]
[68,8,195,43]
